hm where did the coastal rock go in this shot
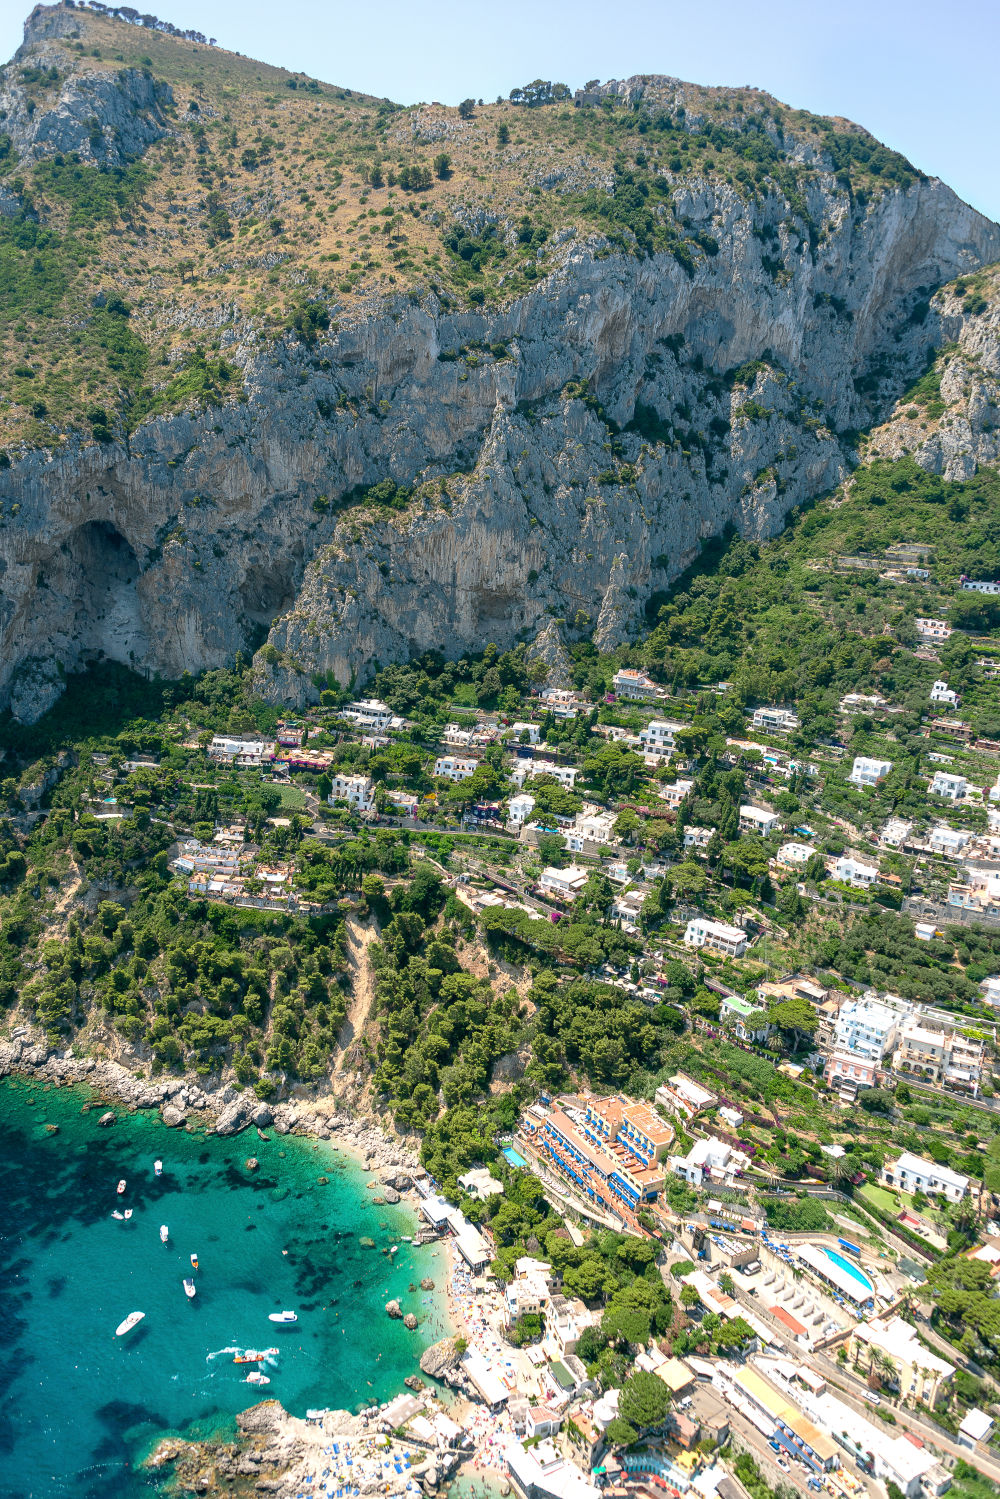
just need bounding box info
[420,1278,435,1292]
[161,1104,186,1128]
[380,1169,414,1191]
[254,1103,274,1128]
[97,1111,116,1128]
[385,1299,403,1319]
[246,1157,259,1172]
[380,1186,401,1204]
[214,1096,257,1137]
[419,1338,464,1380]
[403,1313,418,1331]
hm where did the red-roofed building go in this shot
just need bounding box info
[769,1304,810,1347]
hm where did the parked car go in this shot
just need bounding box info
[863,1392,881,1406]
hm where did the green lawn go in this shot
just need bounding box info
[858,1183,902,1216]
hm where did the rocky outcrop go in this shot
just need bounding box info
[418,1337,464,1380]
[867,269,1000,481]
[214,1095,260,1137]
[3,8,174,168]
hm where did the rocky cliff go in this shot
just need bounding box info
[0,4,998,719]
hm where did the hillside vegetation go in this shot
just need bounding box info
[0,1,928,446]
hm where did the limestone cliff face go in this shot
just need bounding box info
[0,156,998,716]
[3,6,172,167]
[866,270,1000,481]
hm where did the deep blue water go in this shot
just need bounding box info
[0,1076,446,1499]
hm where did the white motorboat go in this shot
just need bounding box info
[183,1278,197,1299]
[245,1371,270,1385]
[111,1210,125,1221]
[154,1160,163,1177]
[115,1311,145,1337]
[267,1310,298,1325]
[123,1208,133,1220]
[116,1179,127,1195]
[159,1224,169,1243]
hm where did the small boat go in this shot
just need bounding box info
[267,1310,298,1325]
[234,1351,266,1364]
[116,1180,127,1195]
[123,1208,133,1221]
[246,1371,270,1385]
[159,1225,169,1243]
[154,1160,163,1177]
[111,1210,125,1221]
[115,1311,145,1337]
[183,1278,196,1299]
[190,1253,199,1270]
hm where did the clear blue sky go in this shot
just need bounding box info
[6,0,999,221]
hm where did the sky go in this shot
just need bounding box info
[4,0,999,221]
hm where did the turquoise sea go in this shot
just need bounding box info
[0,1076,447,1499]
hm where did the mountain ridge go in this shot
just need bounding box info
[1,2,999,720]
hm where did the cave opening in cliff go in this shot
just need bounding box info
[242,557,299,628]
[35,519,149,670]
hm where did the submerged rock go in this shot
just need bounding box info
[97,1111,116,1127]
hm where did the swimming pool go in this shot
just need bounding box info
[823,1247,874,1293]
[502,1146,528,1168]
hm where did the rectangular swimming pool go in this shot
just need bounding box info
[502,1146,528,1168]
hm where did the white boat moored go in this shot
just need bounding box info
[154,1160,163,1177]
[159,1225,169,1243]
[267,1310,298,1324]
[183,1278,196,1299]
[115,1311,145,1337]
[116,1179,127,1195]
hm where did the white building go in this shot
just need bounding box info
[739,804,780,835]
[538,865,589,902]
[208,734,273,766]
[670,1136,748,1188]
[960,577,1000,594]
[683,917,748,958]
[564,807,616,852]
[915,617,953,640]
[841,692,888,711]
[881,1151,969,1203]
[529,763,579,789]
[434,754,479,781]
[930,680,960,707]
[848,755,893,788]
[751,706,799,734]
[612,667,661,701]
[683,826,713,851]
[929,770,968,800]
[776,841,816,869]
[443,723,475,747]
[508,721,541,744]
[654,1073,717,1119]
[507,793,536,828]
[880,817,913,848]
[539,687,584,719]
[928,824,970,857]
[659,778,693,809]
[340,698,406,733]
[639,719,685,755]
[327,772,375,811]
[825,996,899,1091]
[831,854,879,888]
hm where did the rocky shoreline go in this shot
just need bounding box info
[0,1028,422,1173]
